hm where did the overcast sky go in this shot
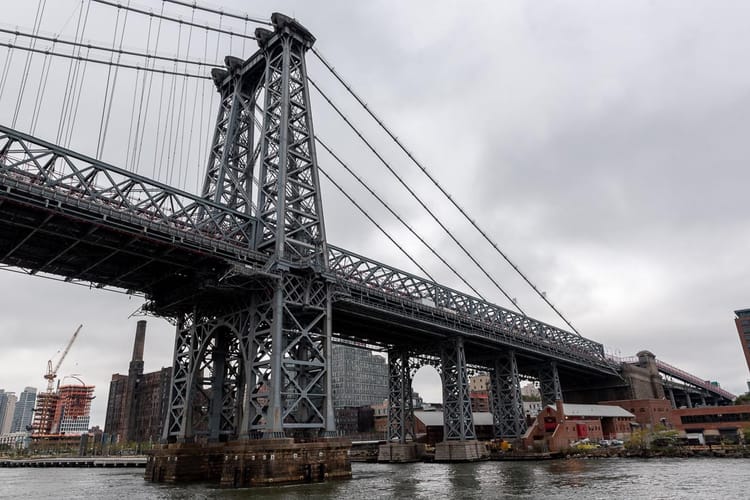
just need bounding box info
[1,0,749,429]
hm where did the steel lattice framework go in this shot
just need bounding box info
[386,348,416,443]
[538,361,563,407]
[440,337,476,441]
[490,351,526,439]
[0,12,654,449]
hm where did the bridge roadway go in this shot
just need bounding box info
[0,125,615,383]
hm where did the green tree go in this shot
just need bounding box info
[734,392,750,405]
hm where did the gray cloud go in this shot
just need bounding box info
[1,1,748,429]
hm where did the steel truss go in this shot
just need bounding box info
[327,246,612,371]
[202,56,258,216]
[386,348,416,443]
[0,126,255,255]
[254,16,327,268]
[538,361,562,407]
[162,14,335,442]
[163,307,252,441]
[490,351,526,439]
[440,337,476,441]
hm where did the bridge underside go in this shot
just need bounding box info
[0,192,263,314]
[332,299,615,378]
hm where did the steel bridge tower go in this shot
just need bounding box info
[148,14,348,486]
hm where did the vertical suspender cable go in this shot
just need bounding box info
[0,32,19,107]
[12,0,47,128]
[135,9,165,174]
[157,21,181,182]
[128,14,153,172]
[29,41,53,135]
[98,2,131,159]
[124,66,141,170]
[64,46,90,149]
[172,12,195,187]
[95,7,121,159]
[58,0,90,145]
[196,26,209,191]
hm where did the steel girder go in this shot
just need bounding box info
[440,337,476,441]
[327,245,613,371]
[386,348,415,443]
[0,126,255,255]
[538,361,563,407]
[254,16,327,268]
[490,351,526,439]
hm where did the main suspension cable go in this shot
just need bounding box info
[316,136,487,301]
[0,27,222,68]
[318,167,435,282]
[91,0,257,40]
[312,47,581,335]
[309,77,524,315]
[0,41,211,79]
[161,0,272,26]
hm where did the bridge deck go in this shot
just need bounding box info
[0,125,616,377]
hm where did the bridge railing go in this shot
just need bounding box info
[655,359,735,400]
[327,245,609,364]
[0,126,254,252]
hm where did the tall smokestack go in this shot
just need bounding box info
[132,320,146,362]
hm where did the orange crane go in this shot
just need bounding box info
[44,324,83,393]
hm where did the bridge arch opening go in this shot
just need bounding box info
[411,364,442,407]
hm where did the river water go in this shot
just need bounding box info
[1,458,748,499]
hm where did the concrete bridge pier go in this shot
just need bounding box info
[434,337,488,461]
[489,351,527,444]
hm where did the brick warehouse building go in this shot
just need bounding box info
[104,321,170,443]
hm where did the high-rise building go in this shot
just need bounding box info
[734,309,750,375]
[104,321,171,443]
[0,390,8,432]
[54,384,95,435]
[331,341,388,409]
[0,391,17,434]
[10,387,36,433]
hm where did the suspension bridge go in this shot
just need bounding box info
[0,1,734,487]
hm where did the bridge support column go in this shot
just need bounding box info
[490,351,526,441]
[434,337,488,462]
[685,391,693,408]
[667,386,676,408]
[378,348,424,463]
[538,361,563,408]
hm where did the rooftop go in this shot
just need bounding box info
[551,403,635,419]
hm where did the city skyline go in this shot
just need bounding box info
[1,0,750,430]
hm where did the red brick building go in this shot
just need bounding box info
[523,402,634,452]
[669,404,750,444]
[605,399,673,429]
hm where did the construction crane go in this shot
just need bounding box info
[44,324,83,393]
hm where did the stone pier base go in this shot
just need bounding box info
[146,438,351,488]
[434,440,489,462]
[377,442,426,463]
